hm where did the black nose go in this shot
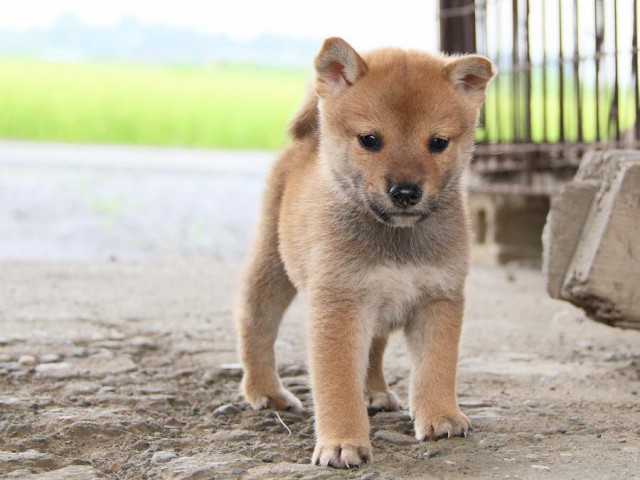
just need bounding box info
[388,182,422,208]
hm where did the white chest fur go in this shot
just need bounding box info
[359,262,462,333]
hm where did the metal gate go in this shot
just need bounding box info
[440,0,640,195]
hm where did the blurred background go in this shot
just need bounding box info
[0,0,637,263]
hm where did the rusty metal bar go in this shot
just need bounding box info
[595,0,604,142]
[439,0,477,53]
[524,0,532,144]
[558,0,565,142]
[439,2,476,18]
[613,0,621,141]
[634,0,640,141]
[542,0,548,142]
[512,0,520,142]
[495,0,504,142]
[573,0,583,142]
[478,0,489,140]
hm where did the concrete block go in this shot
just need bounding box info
[543,150,640,329]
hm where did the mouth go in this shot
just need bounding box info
[368,203,435,226]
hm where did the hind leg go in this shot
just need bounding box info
[365,335,402,414]
[237,252,300,410]
[235,179,300,410]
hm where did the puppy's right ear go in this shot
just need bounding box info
[314,37,367,97]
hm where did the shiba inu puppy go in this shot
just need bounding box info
[236,37,494,468]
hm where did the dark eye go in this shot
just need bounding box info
[358,134,381,151]
[429,136,449,153]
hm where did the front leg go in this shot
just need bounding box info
[404,298,470,441]
[308,297,373,468]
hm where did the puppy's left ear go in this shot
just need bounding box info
[443,55,496,104]
[314,37,368,97]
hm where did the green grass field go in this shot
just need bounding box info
[0,59,634,150]
[0,60,309,150]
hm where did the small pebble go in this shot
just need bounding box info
[213,404,239,416]
[531,465,550,470]
[110,459,124,473]
[280,365,307,376]
[18,355,37,366]
[129,337,156,348]
[39,354,61,363]
[34,362,72,373]
[231,468,246,474]
[98,386,116,395]
[108,330,125,340]
[420,450,442,459]
[262,452,275,463]
[459,400,492,408]
[210,430,257,442]
[220,363,242,372]
[150,451,176,465]
[133,440,150,451]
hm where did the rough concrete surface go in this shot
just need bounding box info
[1,261,639,479]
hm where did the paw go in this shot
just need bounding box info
[312,440,373,468]
[367,389,402,415]
[414,409,471,441]
[241,378,303,411]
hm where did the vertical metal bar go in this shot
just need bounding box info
[542,0,548,142]
[633,0,639,141]
[479,0,489,141]
[512,0,520,141]
[594,0,604,142]
[613,0,621,141]
[439,0,477,53]
[558,0,565,142]
[524,0,532,143]
[574,0,583,142]
[495,0,503,142]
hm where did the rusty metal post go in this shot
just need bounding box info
[439,0,477,54]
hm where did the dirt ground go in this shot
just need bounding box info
[0,260,639,479]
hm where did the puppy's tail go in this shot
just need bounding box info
[288,82,318,141]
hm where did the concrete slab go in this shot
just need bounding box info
[543,150,640,329]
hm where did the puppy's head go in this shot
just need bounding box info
[295,37,495,228]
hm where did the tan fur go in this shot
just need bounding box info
[235,37,495,468]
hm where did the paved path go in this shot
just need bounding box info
[0,141,274,260]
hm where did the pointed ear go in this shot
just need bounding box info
[314,37,367,97]
[443,54,496,104]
